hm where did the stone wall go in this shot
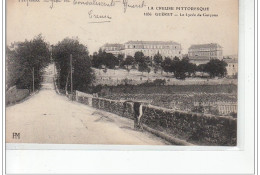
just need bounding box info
[76,91,92,106]
[76,91,237,146]
[141,105,236,146]
[92,97,134,119]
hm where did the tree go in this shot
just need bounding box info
[117,54,124,67]
[105,53,118,69]
[154,52,163,66]
[92,49,104,68]
[6,47,21,90]
[187,63,197,77]
[173,60,187,79]
[197,64,207,77]
[123,56,135,72]
[163,57,196,80]
[134,51,145,64]
[146,56,153,67]
[138,61,149,75]
[197,64,206,72]
[161,57,172,74]
[154,65,159,74]
[179,57,196,77]
[6,34,51,91]
[170,56,180,76]
[204,59,227,78]
[173,56,180,62]
[53,38,95,92]
[182,55,190,62]
[92,50,119,69]
[153,52,163,74]
[147,67,151,78]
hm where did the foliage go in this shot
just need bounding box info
[92,50,228,80]
[197,64,206,72]
[153,52,163,66]
[92,50,119,69]
[161,56,197,79]
[161,57,172,74]
[53,38,95,92]
[117,54,124,67]
[153,79,166,86]
[138,61,149,74]
[204,59,228,78]
[122,56,135,70]
[134,51,145,64]
[6,34,51,91]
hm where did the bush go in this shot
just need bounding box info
[153,79,166,86]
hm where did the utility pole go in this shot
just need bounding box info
[70,54,73,99]
[32,67,35,93]
[51,45,55,75]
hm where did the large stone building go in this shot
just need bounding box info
[124,41,182,59]
[101,43,125,57]
[188,43,223,65]
[223,57,238,78]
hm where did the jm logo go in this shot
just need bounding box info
[13,133,20,139]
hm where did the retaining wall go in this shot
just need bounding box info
[141,105,236,146]
[76,91,237,146]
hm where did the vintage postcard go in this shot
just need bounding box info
[6,0,238,146]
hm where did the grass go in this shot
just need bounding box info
[93,68,237,86]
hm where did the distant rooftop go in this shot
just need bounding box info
[189,43,222,49]
[223,58,238,63]
[124,41,180,45]
[102,43,124,48]
[224,55,238,60]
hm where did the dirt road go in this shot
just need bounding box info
[6,64,167,145]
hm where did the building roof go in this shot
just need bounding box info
[223,58,238,63]
[102,43,124,48]
[189,43,222,50]
[224,55,238,60]
[124,41,180,45]
[189,56,211,60]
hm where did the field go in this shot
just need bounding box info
[93,68,237,86]
[93,68,237,116]
[100,93,236,114]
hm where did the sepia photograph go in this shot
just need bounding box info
[6,0,238,146]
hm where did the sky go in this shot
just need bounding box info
[7,0,238,56]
